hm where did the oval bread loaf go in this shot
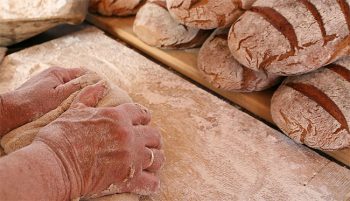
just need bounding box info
[166,0,248,29]
[271,58,350,150]
[228,0,350,76]
[89,0,144,16]
[133,0,210,49]
[198,29,281,92]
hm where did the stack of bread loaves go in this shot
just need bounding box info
[91,1,350,150]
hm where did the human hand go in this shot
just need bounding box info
[0,67,91,135]
[34,82,165,199]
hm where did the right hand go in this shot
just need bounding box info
[34,82,165,199]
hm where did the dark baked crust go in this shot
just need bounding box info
[198,29,281,92]
[228,0,350,76]
[89,0,145,16]
[166,0,245,29]
[271,58,350,150]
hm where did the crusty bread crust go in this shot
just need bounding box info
[166,0,246,29]
[89,0,144,16]
[133,1,210,49]
[198,29,281,92]
[271,58,350,150]
[229,0,350,76]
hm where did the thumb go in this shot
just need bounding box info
[71,81,109,109]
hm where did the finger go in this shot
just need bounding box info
[51,67,87,83]
[116,103,151,125]
[71,81,108,108]
[134,126,162,148]
[128,172,160,195]
[143,148,165,172]
[63,67,87,82]
[55,73,102,101]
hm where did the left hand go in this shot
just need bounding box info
[0,67,92,135]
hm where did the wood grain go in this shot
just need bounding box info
[86,14,350,168]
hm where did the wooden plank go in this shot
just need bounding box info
[1,27,350,200]
[86,14,350,168]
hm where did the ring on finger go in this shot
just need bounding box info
[145,148,155,169]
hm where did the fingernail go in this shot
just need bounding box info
[135,103,149,114]
[97,81,109,96]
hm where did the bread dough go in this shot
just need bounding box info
[0,48,6,64]
[0,71,138,201]
[0,146,4,157]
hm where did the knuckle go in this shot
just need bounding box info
[115,125,133,142]
[150,178,160,192]
[48,66,63,74]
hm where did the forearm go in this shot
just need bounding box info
[0,141,70,201]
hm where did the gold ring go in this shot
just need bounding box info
[145,148,155,169]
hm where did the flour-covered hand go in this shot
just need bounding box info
[0,67,89,136]
[34,82,165,199]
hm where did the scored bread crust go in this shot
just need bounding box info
[166,0,247,30]
[89,0,144,16]
[133,0,210,49]
[198,29,281,92]
[271,57,350,150]
[228,0,350,76]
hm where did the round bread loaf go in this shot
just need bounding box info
[271,58,350,150]
[133,0,210,49]
[89,0,144,16]
[198,29,281,92]
[166,0,246,29]
[228,0,350,76]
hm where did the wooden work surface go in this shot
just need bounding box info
[1,27,349,200]
[86,15,350,168]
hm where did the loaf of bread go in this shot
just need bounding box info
[166,0,249,29]
[133,0,210,49]
[271,58,350,150]
[198,29,281,92]
[89,0,144,16]
[228,0,350,76]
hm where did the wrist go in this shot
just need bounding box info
[34,135,84,199]
[0,141,71,201]
[30,141,72,201]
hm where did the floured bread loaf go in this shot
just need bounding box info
[89,0,144,16]
[271,57,350,150]
[0,72,132,154]
[166,0,248,29]
[198,29,281,92]
[228,0,350,76]
[133,0,210,49]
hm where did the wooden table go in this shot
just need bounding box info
[1,27,350,200]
